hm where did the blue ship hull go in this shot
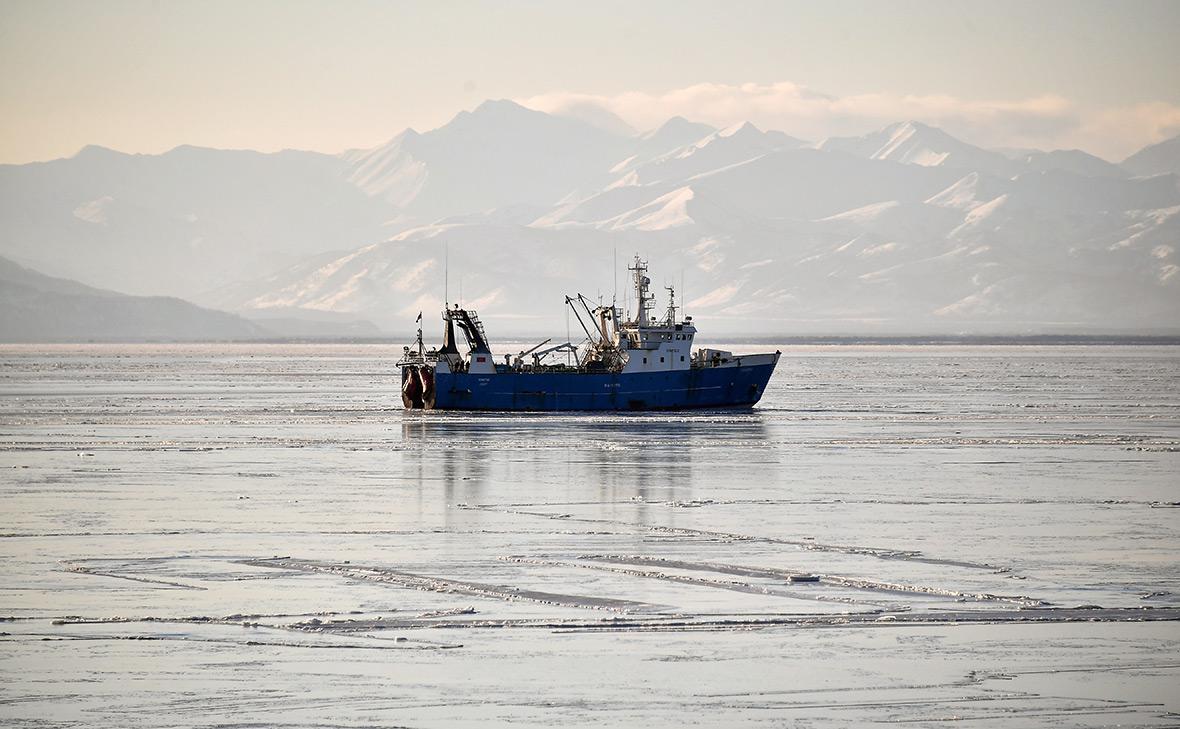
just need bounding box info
[429,356,779,411]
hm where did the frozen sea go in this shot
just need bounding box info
[1,343,1178,728]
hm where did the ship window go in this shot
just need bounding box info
[660,356,664,363]
[680,356,685,361]
[643,357,647,364]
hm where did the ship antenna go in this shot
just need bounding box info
[444,243,449,308]
[623,259,629,321]
[613,246,617,307]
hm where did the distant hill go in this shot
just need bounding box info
[239,306,383,338]
[0,256,270,341]
[1122,133,1180,176]
[1018,149,1126,178]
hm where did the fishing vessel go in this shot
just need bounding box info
[397,256,779,411]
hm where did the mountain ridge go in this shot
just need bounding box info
[1122,133,1180,177]
[3,103,1178,338]
[0,255,271,341]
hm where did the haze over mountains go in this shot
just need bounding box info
[2,99,1178,340]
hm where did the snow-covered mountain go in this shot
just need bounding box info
[340,100,632,224]
[610,122,804,187]
[820,121,1020,177]
[212,156,1179,335]
[3,103,1178,338]
[0,145,391,299]
[617,116,719,173]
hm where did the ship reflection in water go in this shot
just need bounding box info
[401,410,773,514]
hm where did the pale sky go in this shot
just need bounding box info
[2,0,1179,163]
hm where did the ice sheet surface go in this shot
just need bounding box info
[1,343,1178,727]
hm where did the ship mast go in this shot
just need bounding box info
[628,255,653,326]
[664,285,677,325]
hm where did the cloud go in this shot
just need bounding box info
[519,82,1180,161]
[1067,102,1180,160]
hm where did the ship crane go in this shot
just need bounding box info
[528,341,580,367]
[512,338,551,368]
[565,295,601,346]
